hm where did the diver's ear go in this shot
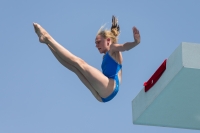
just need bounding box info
[107,38,110,45]
[107,38,111,43]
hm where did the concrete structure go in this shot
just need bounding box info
[132,42,200,130]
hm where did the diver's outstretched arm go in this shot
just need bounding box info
[110,26,141,52]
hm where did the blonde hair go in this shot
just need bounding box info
[97,16,120,44]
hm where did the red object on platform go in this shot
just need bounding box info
[144,59,167,92]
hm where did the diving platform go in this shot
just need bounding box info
[132,42,200,130]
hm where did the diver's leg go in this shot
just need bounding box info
[33,23,115,98]
[47,44,102,102]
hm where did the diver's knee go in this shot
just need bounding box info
[75,57,87,69]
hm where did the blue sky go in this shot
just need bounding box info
[1,0,200,133]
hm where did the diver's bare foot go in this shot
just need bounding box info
[33,23,50,44]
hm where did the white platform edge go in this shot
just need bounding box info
[132,42,186,123]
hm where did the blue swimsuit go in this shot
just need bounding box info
[101,52,122,102]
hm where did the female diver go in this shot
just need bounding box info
[33,16,140,102]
